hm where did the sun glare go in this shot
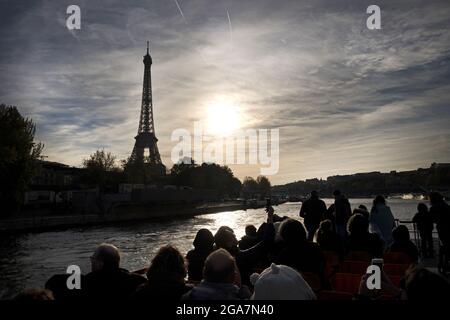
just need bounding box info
[206,98,241,136]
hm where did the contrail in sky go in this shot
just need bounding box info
[173,0,207,64]
[227,9,233,46]
[174,0,187,24]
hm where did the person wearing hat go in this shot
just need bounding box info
[250,263,316,300]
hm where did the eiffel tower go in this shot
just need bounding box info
[129,42,166,176]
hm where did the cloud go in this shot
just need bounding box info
[0,0,449,184]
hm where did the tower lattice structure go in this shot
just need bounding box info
[129,42,165,174]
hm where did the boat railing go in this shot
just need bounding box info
[394,219,441,257]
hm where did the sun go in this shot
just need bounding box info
[206,98,241,136]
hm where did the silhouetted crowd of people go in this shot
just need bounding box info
[13,191,450,301]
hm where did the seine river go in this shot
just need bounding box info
[0,198,424,299]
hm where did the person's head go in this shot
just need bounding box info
[315,219,334,243]
[318,219,334,233]
[214,226,238,250]
[14,288,54,301]
[373,195,386,207]
[353,206,369,218]
[256,223,266,240]
[279,219,307,244]
[90,243,120,272]
[245,225,257,237]
[333,190,341,199]
[193,229,214,250]
[417,202,428,213]
[392,225,410,243]
[405,268,450,300]
[347,214,369,236]
[358,204,368,211]
[429,192,444,206]
[146,245,186,280]
[250,264,316,300]
[310,190,319,199]
[203,249,236,284]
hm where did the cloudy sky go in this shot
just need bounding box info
[1,0,450,184]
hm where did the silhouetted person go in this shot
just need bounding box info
[324,203,336,223]
[413,203,434,257]
[405,267,450,300]
[133,245,191,301]
[370,195,395,246]
[239,225,259,250]
[182,249,251,300]
[213,208,275,285]
[186,229,215,281]
[314,219,344,257]
[45,273,87,301]
[429,192,450,250]
[353,205,370,220]
[388,225,419,263]
[300,191,327,240]
[85,243,145,300]
[274,219,326,287]
[332,190,352,238]
[346,214,384,258]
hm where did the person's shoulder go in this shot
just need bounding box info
[85,270,99,280]
[186,248,195,258]
[305,241,322,253]
[368,232,382,242]
[133,282,149,294]
[407,240,418,248]
[128,272,146,283]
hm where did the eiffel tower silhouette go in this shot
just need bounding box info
[129,42,166,176]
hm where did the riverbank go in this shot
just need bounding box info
[0,201,274,234]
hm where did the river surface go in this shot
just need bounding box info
[0,198,425,299]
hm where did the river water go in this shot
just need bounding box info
[0,198,425,299]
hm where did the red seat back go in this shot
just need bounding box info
[331,273,362,294]
[323,251,341,278]
[387,275,402,286]
[384,263,409,276]
[340,261,370,275]
[383,252,411,264]
[345,251,371,262]
[317,290,353,300]
[301,272,322,292]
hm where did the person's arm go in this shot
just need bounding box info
[320,200,327,220]
[237,208,275,264]
[299,201,306,218]
[429,207,438,223]
[358,271,404,300]
[388,207,395,228]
